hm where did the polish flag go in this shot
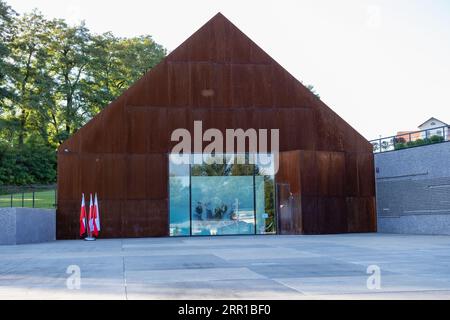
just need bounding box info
[88,193,95,235]
[79,193,87,237]
[93,193,101,237]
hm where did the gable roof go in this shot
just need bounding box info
[418,117,448,128]
[59,13,371,153]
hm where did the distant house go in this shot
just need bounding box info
[396,117,449,142]
[418,117,449,139]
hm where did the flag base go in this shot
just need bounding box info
[84,237,96,241]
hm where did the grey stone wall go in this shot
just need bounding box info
[0,208,55,245]
[375,142,450,235]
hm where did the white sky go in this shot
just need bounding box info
[6,0,450,140]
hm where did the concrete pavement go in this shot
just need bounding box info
[1,233,450,299]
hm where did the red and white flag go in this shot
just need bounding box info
[88,193,95,235]
[79,193,87,237]
[93,193,101,237]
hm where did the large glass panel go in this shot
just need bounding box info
[169,154,190,236]
[191,154,255,236]
[169,153,276,236]
[255,154,276,234]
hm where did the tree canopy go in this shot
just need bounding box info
[0,1,166,186]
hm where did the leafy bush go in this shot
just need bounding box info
[394,143,406,150]
[0,140,56,185]
[414,139,427,146]
[429,135,445,144]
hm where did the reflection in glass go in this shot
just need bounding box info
[255,155,276,234]
[191,175,255,235]
[169,155,190,236]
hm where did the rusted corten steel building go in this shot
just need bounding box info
[57,13,376,239]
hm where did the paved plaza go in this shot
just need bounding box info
[1,233,450,299]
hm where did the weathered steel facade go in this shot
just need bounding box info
[57,13,376,239]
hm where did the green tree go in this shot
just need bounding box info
[49,20,92,138]
[0,2,167,185]
[0,1,17,140]
[7,11,53,146]
[85,33,166,114]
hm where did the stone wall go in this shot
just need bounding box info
[375,142,450,235]
[0,208,56,245]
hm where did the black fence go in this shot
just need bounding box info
[0,185,57,209]
[370,125,450,153]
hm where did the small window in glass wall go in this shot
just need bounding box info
[255,154,276,234]
[168,153,276,236]
[169,154,190,236]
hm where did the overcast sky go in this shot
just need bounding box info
[7,0,450,140]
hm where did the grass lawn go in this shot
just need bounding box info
[0,189,56,209]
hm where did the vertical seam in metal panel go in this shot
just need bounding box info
[189,160,192,236]
[274,155,278,235]
[167,152,170,237]
[253,155,257,235]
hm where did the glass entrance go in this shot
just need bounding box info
[169,154,276,236]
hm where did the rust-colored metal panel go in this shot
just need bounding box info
[298,151,318,196]
[316,151,331,196]
[126,108,147,154]
[79,112,105,154]
[145,62,170,107]
[121,200,147,237]
[187,22,214,62]
[168,62,191,107]
[209,109,233,134]
[167,107,191,151]
[229,25,251,64]
[146,199,169,237]
[126,155,147,200]
[345,153,359,196]
[98,200,122,238]
[101,155,126,200]
[102,103,126,153]
[56,200,79,239]
[357,152,376,197]
[147,153,168,200]
[231,64,253,107]
[121,200,168,237]
[346,197,377,233]
[190,62,213,108]
[166,41,189,62]
[319,197,348,234]
[252,65,273,108]
[147,107,169,153]
[250,41,272,65]
[57,13,376,239]
[301,196,318,234]
[271,64,292,108]
[302,196,348,234]
[212,63,232,107]
[302,151,345,198]
[276,150,301,194]
[126,62,170,107]
[231,108,254,131]
[279,108,316,151]
[329,152,346,197]
[313,107,339,152]
[78,155,101,197]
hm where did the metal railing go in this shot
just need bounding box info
[0,185,57,209]
[370,125,450,153]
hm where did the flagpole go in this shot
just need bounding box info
[85,193,96,241]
